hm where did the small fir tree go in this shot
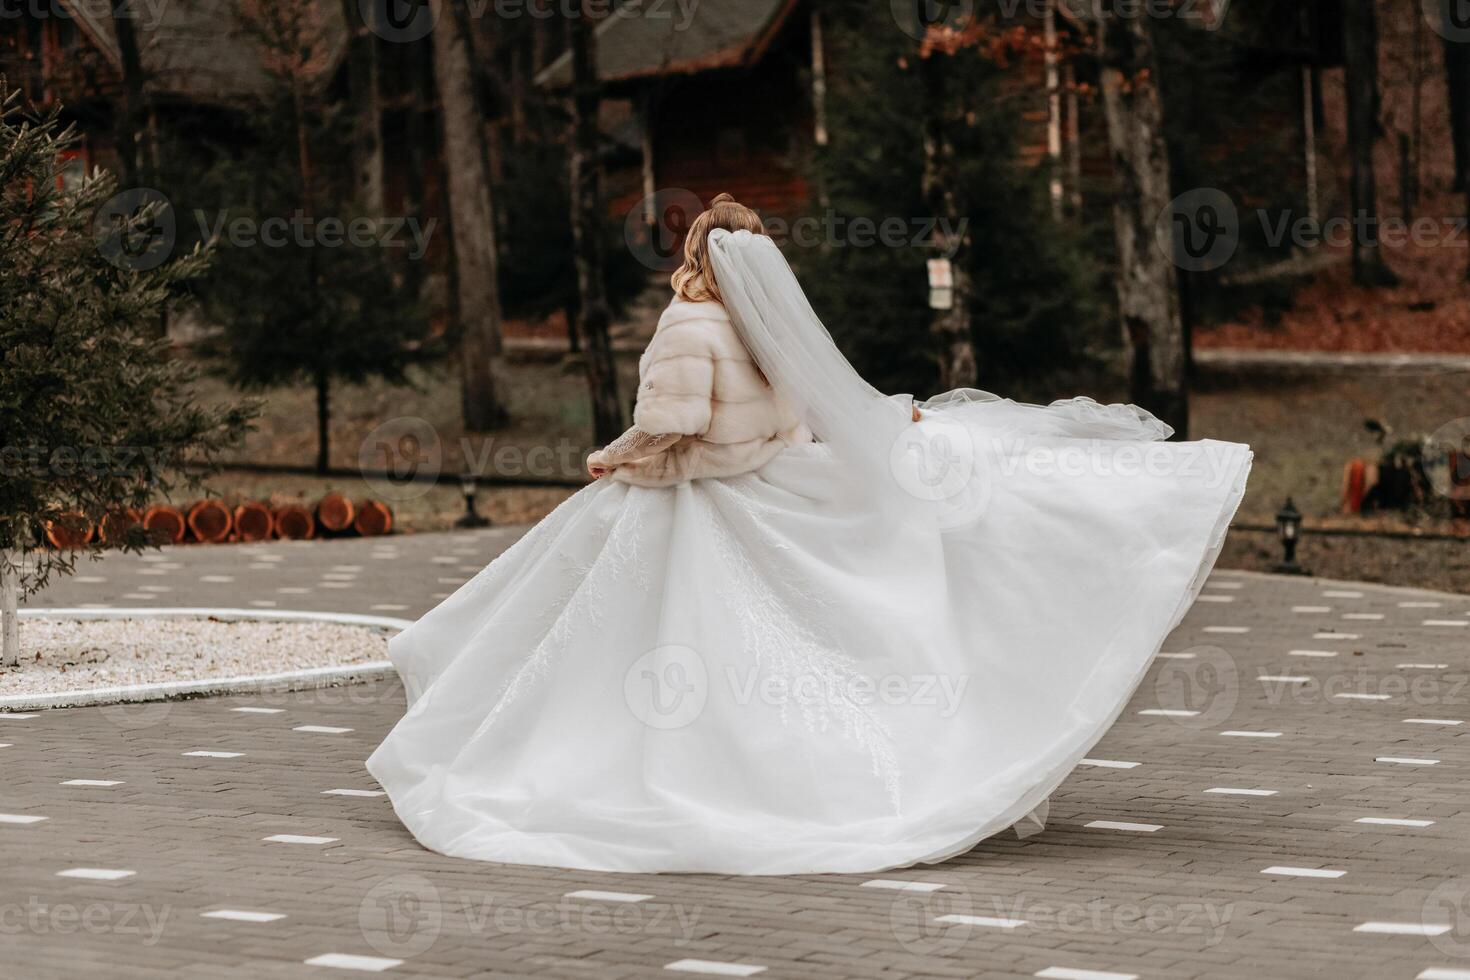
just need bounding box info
[0,85,253,665]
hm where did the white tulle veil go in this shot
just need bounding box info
[707,227,1173,525]
[706,229,914,485]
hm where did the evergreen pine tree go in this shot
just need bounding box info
[0,85,253,665]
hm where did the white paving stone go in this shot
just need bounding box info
[322,788,386,797]
[664,959,767,977]
[61,779,123,787]
[860,879,946,892]
[1221,730,1282,738]
[0,814,47,824]
[263,834,339,844]
[183,750,244,758]
[303,953,404,972]
[231,707,284,714]
[201,909,286,923]
[1035,969,1138,980]
[1084,820,1162,833]
[1261,866,1344,878]
[1355,817,1434,828]
[935,913,1027,929]
[1139,708,1198,717]
[1288,649,1338,658]
[294,725,354,734]
[1405,718,1463,726]
[1079,759,1140,769]
[1354,922,1450,936]
[565,890,653,903]
[1205,788,1277,796]
[57,868,134,880]
[1376,757,1439,765]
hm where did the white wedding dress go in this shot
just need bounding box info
[367,231,1251,875]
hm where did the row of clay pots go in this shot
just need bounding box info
[43,493,393,549]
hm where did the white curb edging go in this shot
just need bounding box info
[1,607,409,711]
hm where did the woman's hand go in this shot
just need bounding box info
[587,452,613,480]
[912,404,923,423]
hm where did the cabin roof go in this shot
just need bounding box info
[535,0,801,89]
[59,0,347,106]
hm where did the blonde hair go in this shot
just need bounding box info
[670,193,765,303]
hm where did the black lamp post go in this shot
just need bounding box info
[1274,497,1307,575]
[455,474,490,529]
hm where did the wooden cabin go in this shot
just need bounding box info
[534,0,1333,252]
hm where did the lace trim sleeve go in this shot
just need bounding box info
[588,427,682,470]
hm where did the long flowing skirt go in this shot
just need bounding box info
[367,398,1251,874]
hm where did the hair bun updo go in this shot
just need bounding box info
[670,193,765,303]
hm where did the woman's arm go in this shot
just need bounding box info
[587,427,682,478]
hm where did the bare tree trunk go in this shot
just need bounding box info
[314,370,331,475]
[112,0,148,188]
[1,551,18,669]
[113,0,170,340]
[1094,8,1188,437]
[570,0,622,444]
[919,46,976,391]
[432,0,509,430]
[1342,0,1399,286]
[1445,34,1470,280]
[340,0,385,213]
[1448,35,1470,193]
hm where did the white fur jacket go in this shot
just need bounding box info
[588,299,811,487]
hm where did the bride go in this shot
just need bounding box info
[366,194,1251,875]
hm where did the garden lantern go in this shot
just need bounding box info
[1274,497,1306,575]
[456,474,490,529]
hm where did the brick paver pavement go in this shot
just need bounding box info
[5,530,1470,979]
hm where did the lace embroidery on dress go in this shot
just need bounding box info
[700,481,904,813]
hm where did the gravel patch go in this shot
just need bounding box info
[1,618,393,696]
